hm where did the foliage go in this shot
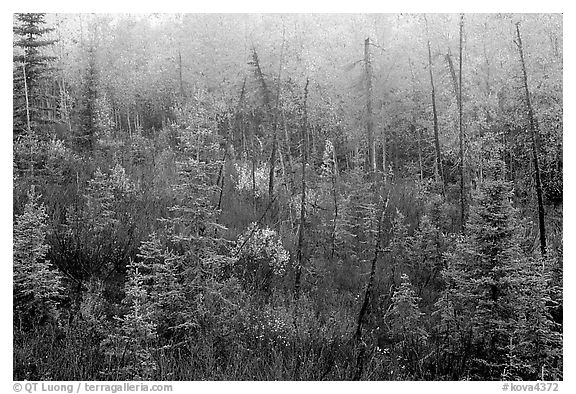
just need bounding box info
[13,188,64,328]
[436,167,560,380]
[385,273,428,378]
[13,13,56,136]
[103,259,157,380]
[233,223,290,294]
[13,13,562,381]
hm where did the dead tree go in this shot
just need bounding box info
[353,185,391,380]
[424,15,445,192]
[330,142,339,260]
[445,49,460,109]
[268,24,286,210]
[365,38,376,174]
[21,62,31,134]
[458,14,465,231]
[178,46,185,98]
[408,57,423,182]
[515,22,547,256]
[249,48,275,205]
[294,78,310,300]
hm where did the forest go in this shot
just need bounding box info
[12,13,563,381]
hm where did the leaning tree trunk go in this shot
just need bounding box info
[424,15,445,193]
[445,49,461,109]
[458,13,466,232]
[515,22,547,256]
[353,185,391,380]
[330,143,339,260]
[178,45,185,98]
[408,58,423,182]
[294,78,310,300]
[22,62,31,135]
[268,24,286,215]
[365,38,376,174]
[250,48,276,204]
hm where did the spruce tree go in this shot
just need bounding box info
[439,164,521,378]
[160,94,241,334]
[136,233,189,340]
[13,13,56,137]
[13,187,63,329]
[437,160,560,380]
[503,255,562,380]
[387,273,428,378]
[410,214,445,304]
[107,259,157,380]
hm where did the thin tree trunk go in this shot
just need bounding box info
[482,20,492,125]
[283,109,293,170]
[424,15,445,193]
[116,108,121,132]
[56,14,71,132]
[408,57,423,182]
[22,62,31,134]
[330,171,338,260]
[445,50,461,109]
[354,186,391,380]
[216,116,233,212]
[268,23,286,202]
[178,45,185,98]
[330,141,339,260]
[278,141,295,226]
[459,14,466,231]
[249,48,275,210]
[515,22,547,256]
[252,153,256,212]
[294,78,309,300]
[237,77,247,156]
[127,109,132,137]
[381,140,387,178]
[251,128,257,214]
[414,124,424,182]
[196,124,201,162]
[365,38,376,174]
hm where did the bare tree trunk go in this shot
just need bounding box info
[196,123,201,162]
[22,62,31,134]
[56,14,71,132]
[478,19,492,187]
[278,141,295,226]
[354,186,391,380]
[424,15,445,193]
[330,171,338,260]
[515,22,547,256]
[237,77,247,156]
[252,149,257,213]
[283,109,293,171]
[268,24,286,203]
[127,109,132,137]
[365,38,376,174]
[408,57,423,182]
[268,125,278,201]
[459,14,466,231]
[414,124,424,182]
[178,45,185,98]
[294,78,310,300]
[482,20,492,125]
[381,140,387,179]
[445,50,461,109]
[216,116,233,212]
